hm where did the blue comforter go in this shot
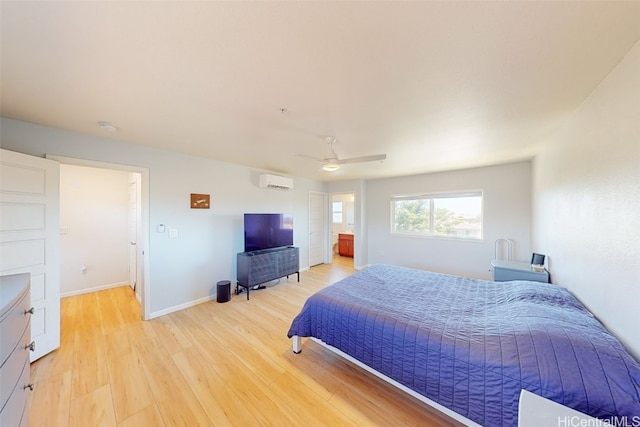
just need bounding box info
[287,264,640,426]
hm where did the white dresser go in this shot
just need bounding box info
[1,273,33,427]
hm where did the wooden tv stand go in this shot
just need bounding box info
[236,247,299,300]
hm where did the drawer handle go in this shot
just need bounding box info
[24,384,34,391]
[25,341,36,352]
[24,307,35,315]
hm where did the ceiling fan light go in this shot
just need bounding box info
[322,162,340,172]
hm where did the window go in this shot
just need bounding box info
[332,201,343,224]
[391,191,483,239]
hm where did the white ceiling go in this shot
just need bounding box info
[2,1,640,181]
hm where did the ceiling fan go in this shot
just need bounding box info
[296,137,387,171]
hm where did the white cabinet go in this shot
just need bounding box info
[1,273,33,427]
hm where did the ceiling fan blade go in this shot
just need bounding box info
[293,153,325,162]
[338,154,387,164]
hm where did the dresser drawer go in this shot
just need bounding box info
[0,323,31,410]
[0,356,30,427]
[278,247,299,273]
[0,285,30,365]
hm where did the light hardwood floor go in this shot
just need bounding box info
[28,256,459,426]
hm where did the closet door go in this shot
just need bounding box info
[0,149,60,361]
[309,191,327,266]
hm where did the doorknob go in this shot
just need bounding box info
[130,241,136,245]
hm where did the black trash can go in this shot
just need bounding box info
[216,280,231,303]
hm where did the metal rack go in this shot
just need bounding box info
[494,238,513,261]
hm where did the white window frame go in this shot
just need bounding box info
[390,190,483,240]
[332,201,343,224]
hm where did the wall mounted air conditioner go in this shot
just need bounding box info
[259,174,293,190]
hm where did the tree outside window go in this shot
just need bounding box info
[391,192,482,239]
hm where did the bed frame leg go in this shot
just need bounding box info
[292,335,302,354]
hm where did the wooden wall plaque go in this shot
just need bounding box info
[190,193,210,209]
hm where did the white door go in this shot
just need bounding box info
[308,191,327,266]
[0,149,60,361]
[128,179,138,293]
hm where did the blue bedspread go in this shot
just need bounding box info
[287,264,640,426]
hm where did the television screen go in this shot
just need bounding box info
[244,213,293,252]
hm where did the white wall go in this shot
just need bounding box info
[0,118,327,317]
[366,161,532,279]
[59,164,129,295]
[532,40,640,358]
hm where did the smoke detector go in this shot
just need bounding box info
[98,121,117,132]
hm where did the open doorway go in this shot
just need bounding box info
[50,155,149,320]
[59,165,141,303]
[331,192,355,266]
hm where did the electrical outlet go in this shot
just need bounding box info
[169,228,178,238]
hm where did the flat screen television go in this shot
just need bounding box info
[244,213,293,253]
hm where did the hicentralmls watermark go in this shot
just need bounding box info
[557,416,640,427]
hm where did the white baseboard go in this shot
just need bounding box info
[148,294,215,319]
[61,281,129,298]
[147,272,309,319]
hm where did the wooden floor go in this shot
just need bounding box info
[28,256,459,426]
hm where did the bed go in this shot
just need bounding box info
[287,264,640,426]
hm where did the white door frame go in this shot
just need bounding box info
[47,155,151,320]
